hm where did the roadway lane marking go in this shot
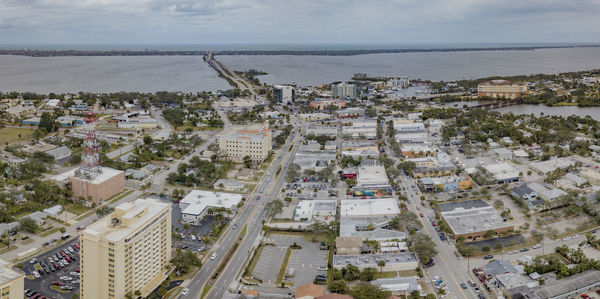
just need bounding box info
[438,252,469,299]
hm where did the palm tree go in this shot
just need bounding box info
[377,260,386,273]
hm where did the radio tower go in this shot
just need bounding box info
[81,112,102,175]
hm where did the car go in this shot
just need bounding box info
[54,263,60,269]
[581,295,590,299]
[72,280,80,284]
[197,246,207,252]
[532,244,542,249]
[419,213,424,217]
[58,261,65,267]
[573,234,580,239]
[483,255,494,260]
[29,258,38,264]
[460,283,468,289]
[65,257,71,263]
[509,250,518,254]
[563,237,572,241]
[431,222,437,227]
[42,242,49,246]
[468,280,477,287]
[50,238,57,243]
[73,243,80,249]
[24,289,33,296]
[51,281,63,286]
[60,286,73,291]
[70,271,80,276]
[181,245,189,249]
[425,261,435,268]
[68,246,75,253]
[582,243,591,248]
[60,276,73,281]
[232,224,237,229]
[32,271,41,278]
[478,295,486,299]
[74,268,80,273]
[519,248,529,252]
[474,287,480,293]
[596,289,600,295]
[439,234,446,241]
[181,288,189,296]
[211,253,217,260]
[318,266,327,271]
[76,226,85,231]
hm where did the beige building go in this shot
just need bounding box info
[217,124,272,162]
[51,167,125,203]
[80,198,172,299]
[0,261,24,299]
[335,236,363,255]
[477,80,528,99]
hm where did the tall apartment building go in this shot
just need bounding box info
[477,80,528,99]
[217,123,272,162]
[273,85,295,104]
[80,198,172,299]
[0,261,24,299]
[332,83,358,99]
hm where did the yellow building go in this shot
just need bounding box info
[217,124,272,162]
[0,261,24,299]
[80,198,172,299]
[477,80,528,99]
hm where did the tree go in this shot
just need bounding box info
[342,264,360,281]
[143,135,153,146]
[328,280,348,293]
[39,112,56,133]
[19,217,38,233]
[96,206,115,218]
[350,284,392,299]
[59,227,66,234]
[183,223,190,231]
[377,260,386,273]
[411,233,437,263]
[243,155,253,168]
[170,248,202,273]
[267,199,284,217]
[359,267,377,281]
[286,163,301,182]
[484,230,497,239]
[308,220,329,242]
[532,230,545,242]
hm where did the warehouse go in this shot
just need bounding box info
[439,199,514,239]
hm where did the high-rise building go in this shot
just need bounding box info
[332,83,358,99]
[273,85,295,104]
[217,123,272,162]
[0,260,24,299]
[477,80,528,99]
[80,198,171,299]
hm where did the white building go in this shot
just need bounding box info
[293,200,337,223]
[341,198,400,218]
[332,82,358,99]
[179,190,243,224]
[273,85,295,104]
[217,124,273,162]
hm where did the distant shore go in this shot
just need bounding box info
[1,45,599,57]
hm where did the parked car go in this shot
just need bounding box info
[51,281,63,286]
[210,253,217,260]
[519,248,529,252]
[532,244,542,249]
[483,255,494,260]
[460,283,467,289]
[181,288,189,296]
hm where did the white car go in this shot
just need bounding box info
[32,271,41,278]
[60,276,73,281]
[532,244,542,249]
[210,253,217,260]
[572,234,580,239]
[563,237,572,242]
[181,288,189,296]
[70,271,80,276]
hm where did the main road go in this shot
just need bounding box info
[185,118,302,298]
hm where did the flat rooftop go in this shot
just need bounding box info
[341,198,400,218]
[0,259,23,284]
[439,199,512,235]
[82,198,170,243]
[180,190,243,216]
[333,252,417,267]
[52,166,123,184]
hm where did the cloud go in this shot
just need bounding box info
[0,0,598,44]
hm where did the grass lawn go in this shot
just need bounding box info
[164,286,183,298]
[374,270,418,280]
[0,127,34,144]
[50,285,71,293]
[21,239,34,245]
[38,227,60,237]
[276,247,293,285]
[0,245,17,254]
[201,285,212,299]
[268,231,330,243]
[63,202,92,216]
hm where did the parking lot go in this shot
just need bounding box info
[24,237,82,299]
[252,233,328,286]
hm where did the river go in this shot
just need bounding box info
[0,55,230,93]
[219,47,600,86]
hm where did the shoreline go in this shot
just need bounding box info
[1,45,599,57]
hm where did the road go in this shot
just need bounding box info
[184,119,301,298]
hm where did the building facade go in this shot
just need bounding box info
[273,85,295,104]
[477,80,528,99]
[0,262,24,299]
[80,199,171,299]
[332,83,358,99]
[217,124,272,162]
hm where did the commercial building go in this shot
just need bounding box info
[341,118,378,139]
[395,132,430,144]
[529,158,576,175]
[273,85,295,104]
[393,121,425,133]
[335,236,363,255]
[332,252,418,271]
[439,199,514,239]
[483,163,520,184]
[509,270,600,299]
[477,80,528,99]
[217,124,272,162]
[294,200,337,223]
[332,83,358,99]
[492,147,513,160]
[419,176,472,192]
[371,276,421,296]
[80,198,171,299]
[45,145,72,161]
[400,144,436,158]
[293,150,336,172]
[353,163,392,197]
[179,190,243,224]
[511,185,538,201]
[51,167,125,203]
[305,126,338,137]
[335,107,364,119]
[309,98,347,110]
[57,116,85,127]
[0,260,24,299]
[340,198,400,218]
[116,118,158,129]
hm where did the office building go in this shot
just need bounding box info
[51,167,125,203]
[179,190,243,224]
[0,260,24,299]
[332,83,358,99]
[217,124,272,162]
[477,80,528,99]
[80,198,171,299]
[273,85,295,104]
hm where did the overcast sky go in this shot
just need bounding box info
[1,0,599,45]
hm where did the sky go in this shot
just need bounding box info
[1,0,599,45]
